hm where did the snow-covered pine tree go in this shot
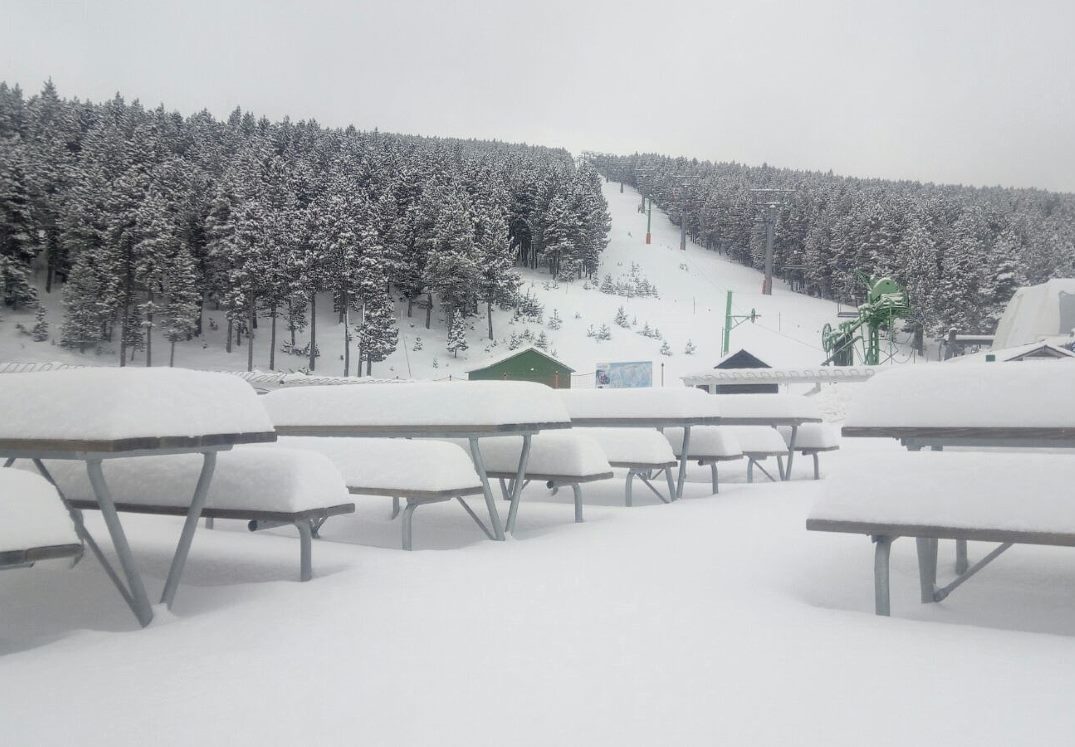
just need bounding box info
[446,312,468,357]
[684,339,696,354]
[547,308,562,329]
[597,323,611,341]
[30,305,48,341]
[412,336,423,351]
[535,330,549,350]
[614,305,629,328]
[0,136,38,309]
[659,340,672,356]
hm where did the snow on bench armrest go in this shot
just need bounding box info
[0,470,79,553]
[558,387,720,422]
[778,424,840,450]
[263,381,570,430]
[664,426,743,458]
[720,426,788,455]
[452,432,612,477]
[30,448,349,514]
[714,393,822,422]
[0,368,274,443]
[583,428,677,465]
[810,451,1075,534]
[272,437,481,493]
[845,362,1075,429]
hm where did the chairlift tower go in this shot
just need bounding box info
[636,168,655,244]
[750,188,794,295]
[674,174,700,252]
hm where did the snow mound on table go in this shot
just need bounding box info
[583,428,677,465]
[449,432,612,477]
[0,469,79,552]
[778,424,840,449]
[845,361,1075,428]
[720,426,788,454]
[558,387,720,420]
[664,426,742,458]
[30,448,348,512]
[811,450,1075,534]
[715,393,821,421]
[264,381,570,428]
[271,437,481,492]
[0,368,273,442]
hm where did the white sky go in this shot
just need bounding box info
[3,0,1074,192]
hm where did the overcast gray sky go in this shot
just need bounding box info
[3,0,1074,192]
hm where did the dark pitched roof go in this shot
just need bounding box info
[713,349,771,369]
[466,345,576,373]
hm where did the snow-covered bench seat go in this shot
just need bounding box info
[273,437,484,550]
[807,450,1075,617]
[31,448,352,581]
[664,426,743,494]
[778,424,840,480]
[582,429,679,506]
[719,426,790,483]
[450,432,614,529]
[0,469,82,569]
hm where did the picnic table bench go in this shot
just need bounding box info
[272,437,484,550]
[663,427,742,493]
[32,448,353,580]
[0,469,82,570]
[557,387,722,500]
[0,368,276,627]
[778,424,840,480]
[263,381,572,542]
[808,450,1075,616]
[455,432,613,528]
[712,393,823,480]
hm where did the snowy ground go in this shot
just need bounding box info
[4,438,1075,745]
[0,179,922,382]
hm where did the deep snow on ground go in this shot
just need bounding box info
[0,179,920,382]
[3,439,1075,746]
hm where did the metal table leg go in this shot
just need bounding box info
[468,438,506,541]
[505,434,533,535]
[675,426,691,500]
[782,425,799,480]
[85,460,155,627]
[160,451,217,607]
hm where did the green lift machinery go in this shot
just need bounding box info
[822,275,910,366]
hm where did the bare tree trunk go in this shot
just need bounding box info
[343,298,350,377]
[145,290,153,367]
[169,340,176,367]
[309,292,317,371]
[366,352,372,376]
[226,319,233,353]
[425,292,432,329]
[247,302,255,372]
[269,305,277,370]
[487,301,494,340]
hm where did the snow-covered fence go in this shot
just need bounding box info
[681,366,877,394]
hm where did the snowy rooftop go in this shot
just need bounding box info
[0,368,275,447]
[845,361,1075,429]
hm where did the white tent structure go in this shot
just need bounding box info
[991,279,1075,350]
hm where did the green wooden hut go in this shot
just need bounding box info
[466,346,575,388]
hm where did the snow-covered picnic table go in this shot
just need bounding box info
[262,381,572,541]
[713,393,823,480]
[842,362,1075,449]
[557,387,722,499]
[0,368,276,626]
[812,362,1075,613]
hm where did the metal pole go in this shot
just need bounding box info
[645,196,653,245]
[680,189,688,251]
[723,291,733,355]
[763,206,775,295]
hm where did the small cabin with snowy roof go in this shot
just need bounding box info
[708,349,778,394]
[466,346,575,389]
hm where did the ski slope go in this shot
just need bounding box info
[0,180,876,382]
